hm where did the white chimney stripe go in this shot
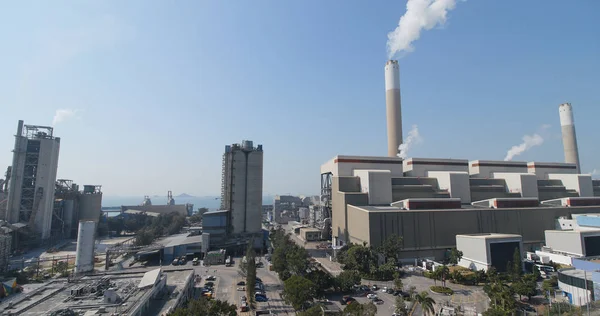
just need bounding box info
[559,103,574,126]
[385,62,400,90]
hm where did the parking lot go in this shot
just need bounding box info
[188,256,295,315]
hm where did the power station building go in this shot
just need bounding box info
[319,60,597,264]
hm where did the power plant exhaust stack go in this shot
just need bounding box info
[385,60,402,157]
[559,103,581,173]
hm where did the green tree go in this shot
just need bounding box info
[407,285,417,299]
[298,305,324,316]
[511,248,522,279]
[377,234,403,263]
[484,279,516,313]
[134,228,155,246]
[306,269,334,298]
[394,276,404,291]
[395,296,408,315]
[56,261,69,277]
[283,275,316,311]
[434,265,450,287]
[342,301,377,316]
[245,242,257,308]
[542,276,558,297]
[171,297,236,316]
[415,291,436,316]
[448,248,463,265]
[335,270,361,292]
[344,244,374,274]
[512,274,537,300]
[482,306,511,316]
[486,266,498,282]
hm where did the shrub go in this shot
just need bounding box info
[430,286,454,295]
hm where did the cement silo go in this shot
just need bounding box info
[559,103,581,173]
[385,60,402,157]
[75,220,96,274]
[78,185,102,222]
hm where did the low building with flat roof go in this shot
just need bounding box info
[456,233,523,272]
[0,268,194,316]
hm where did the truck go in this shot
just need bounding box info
[225,256,232,267]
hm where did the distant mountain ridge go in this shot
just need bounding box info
[176,193,195,198]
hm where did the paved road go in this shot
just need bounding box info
[189,257,294,315]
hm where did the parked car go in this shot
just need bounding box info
[367,294,378,300]
[374,298,384,305]
[381,287,388,293]
[206,276,216,281]
[371,285,378,291]
[241,296,247,301]
[205,282,214,288]
[172,259,179,266]
[394,290,409,298]
[192,258,199,266]
[237,287,245,291]
[255,294,268,302]
[386,288,394,294]
[237,281,246,286]
[341,295,355,305]
[256,277,263,283]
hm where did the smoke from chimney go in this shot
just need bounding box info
[398,125,423,159]
[387,0,459,58]
[504,133,544,161]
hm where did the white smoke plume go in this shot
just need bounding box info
[387,0,458,58]
[503,134,544,161]
[398,125,423,159]
[52,109,79,126]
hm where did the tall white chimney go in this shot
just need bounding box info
[385,60,402,157]
[559,103,581,173]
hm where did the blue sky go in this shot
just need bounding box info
[0,1,599,196]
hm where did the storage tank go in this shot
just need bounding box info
[63,199,75,237]
[78,191,102,222]
[242,140,253,150]
[75,221,96,274]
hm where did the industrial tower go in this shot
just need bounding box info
[220,140,263,236]
[5,121,60,240]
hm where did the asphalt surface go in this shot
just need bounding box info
[191,257,295,315]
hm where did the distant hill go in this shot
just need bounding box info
[176,193,195,198]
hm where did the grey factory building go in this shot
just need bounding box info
[319,60,598,264]
[0,120,102,252]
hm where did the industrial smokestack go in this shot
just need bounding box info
[385,60,402,157]
[559,103,581,173]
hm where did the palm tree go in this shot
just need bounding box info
[415,291,436,316]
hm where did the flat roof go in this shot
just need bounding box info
[456,233,522,239]
[139,268,161,289]
[300,227,322,232]
[471,160,528,167]
[527,162,577,169]
[561,268,593,280]
[204,209,229,215]
[350,203,600,213]
[158,234,203,248]
[333,155,403,164]
[404,157,468,166]
[546,229,600,235]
